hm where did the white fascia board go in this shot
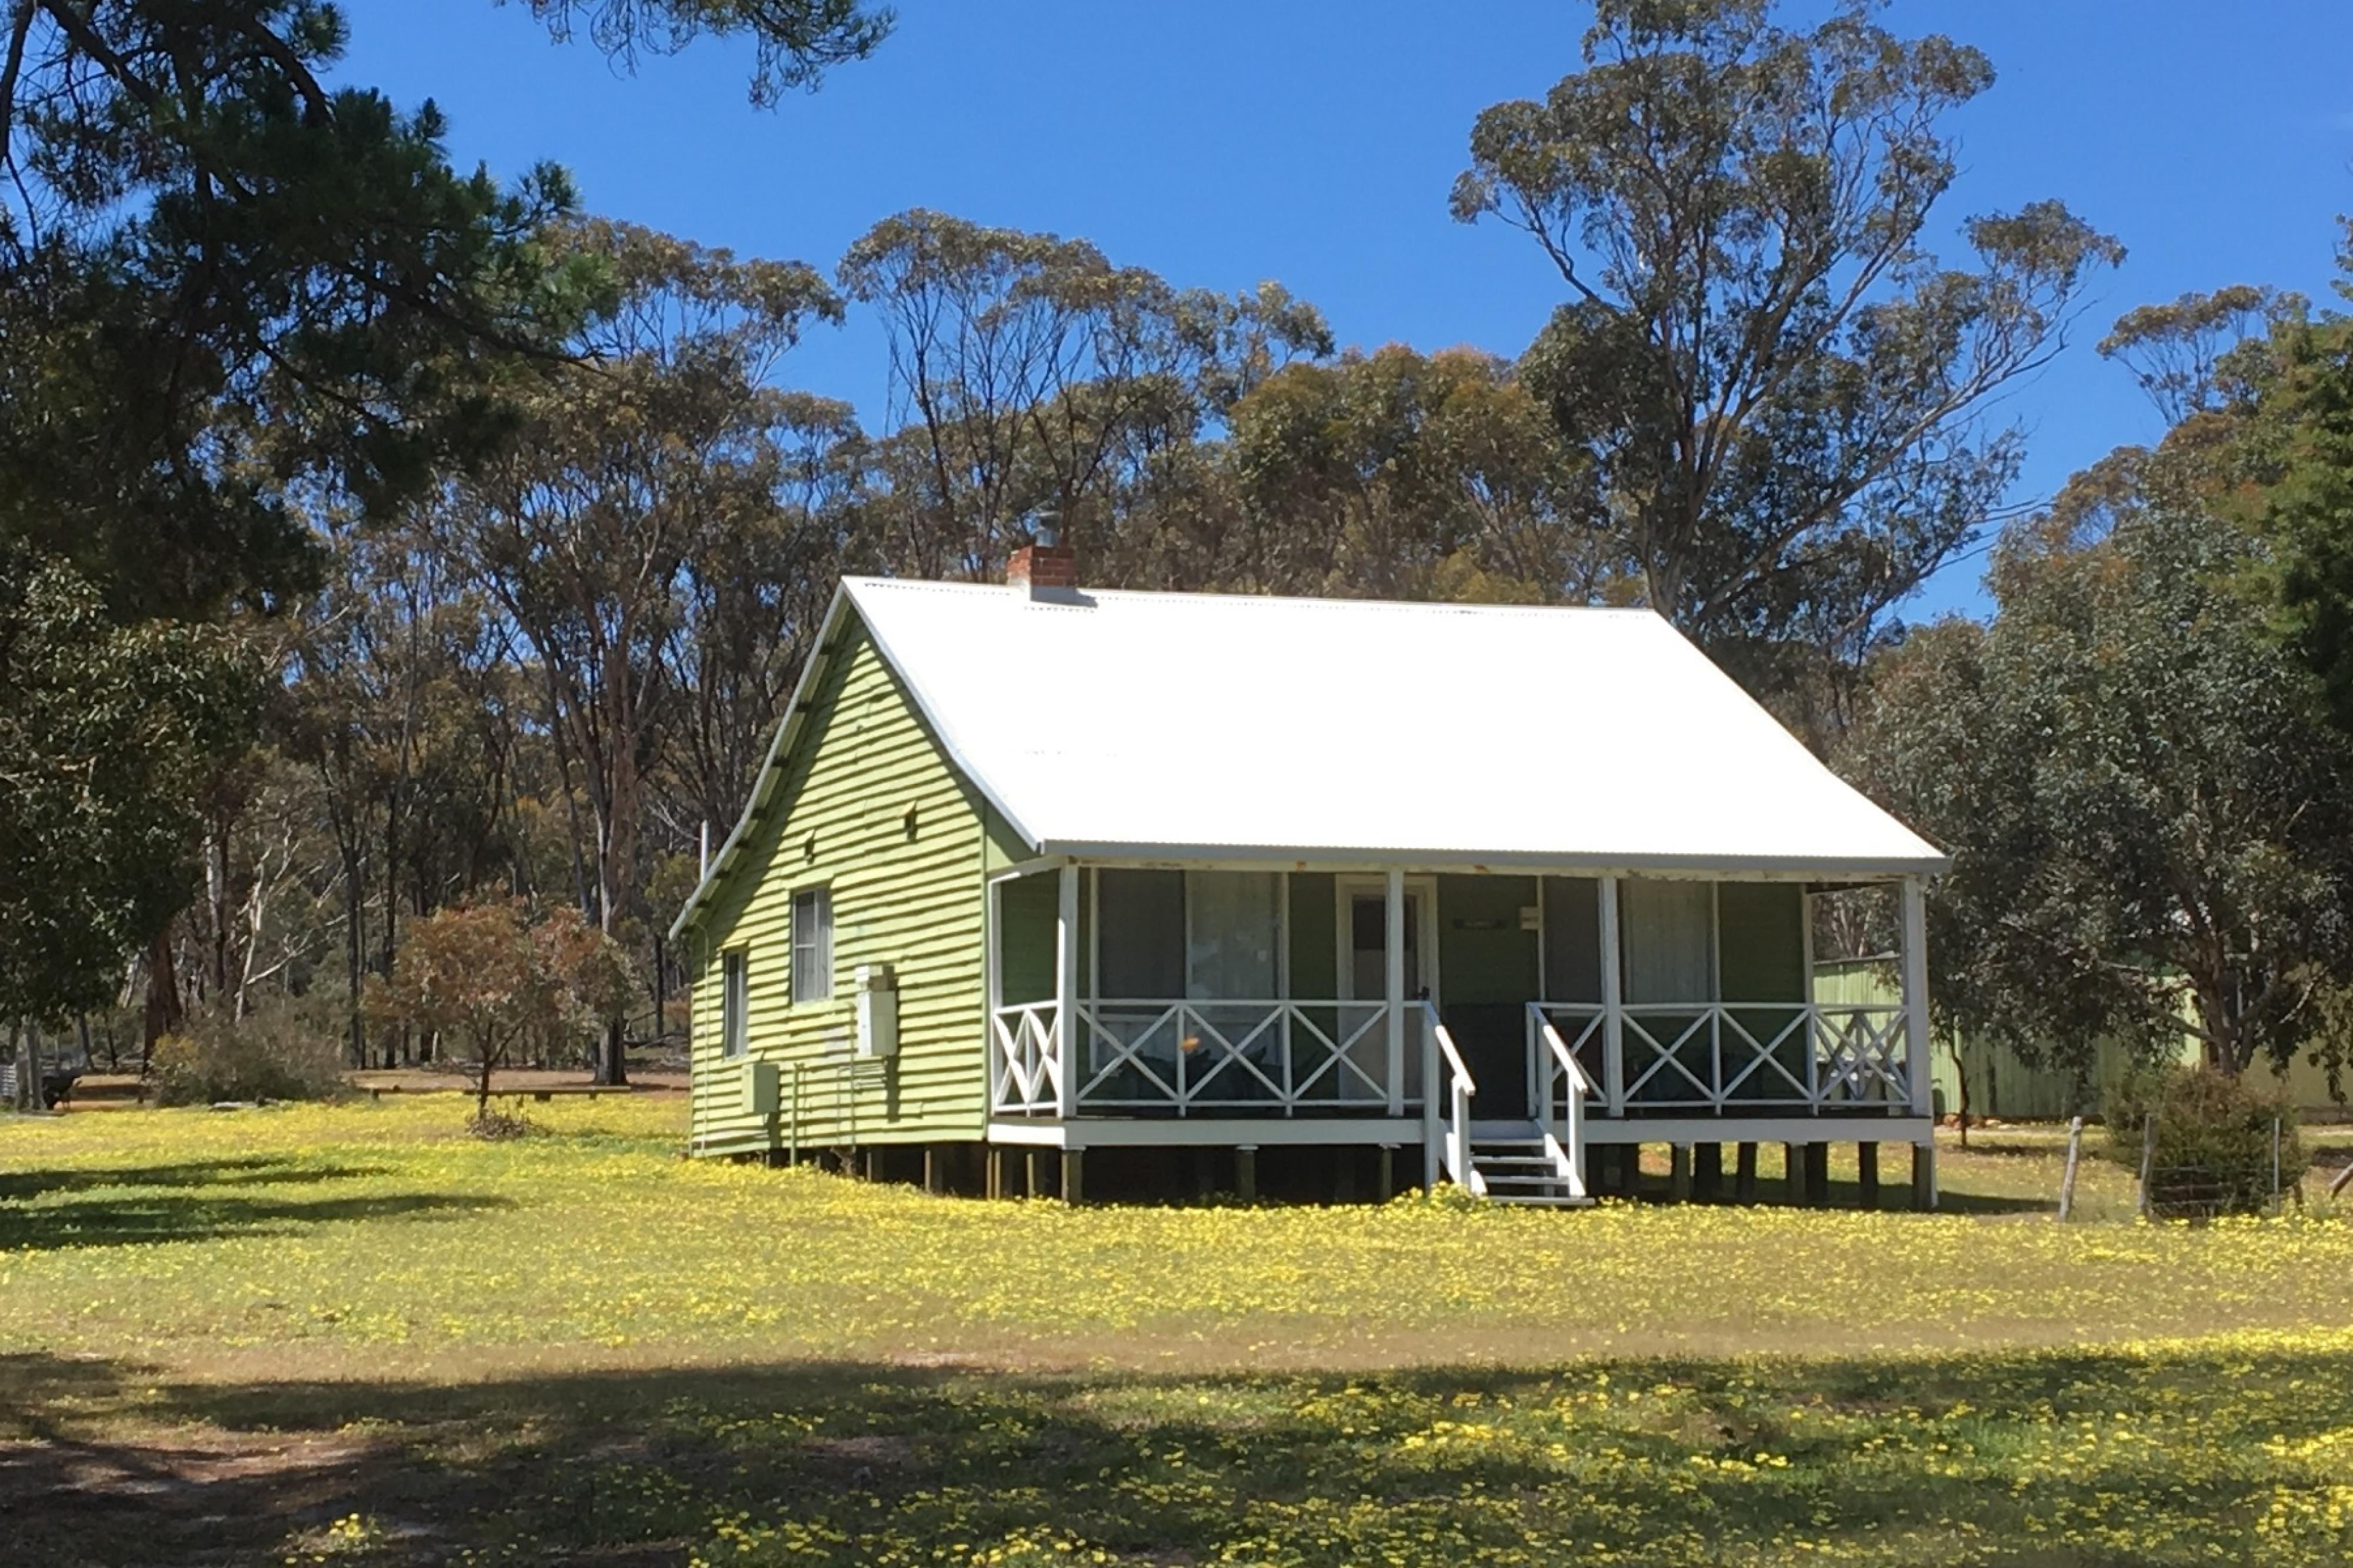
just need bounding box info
[666,579,1050,946]
[1034,840,1950,879]
[841,577,1044,853]
[665,583,855,945]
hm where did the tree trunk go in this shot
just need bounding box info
[1947,1037,1972,1149]
[596,1015,628,1087]
[382,809,401,1064]
[343,835,367,1067]
[214,829,234,1004]
[142,930,184,1053]
[9,1023,29,1113]
[588,675,636,1089]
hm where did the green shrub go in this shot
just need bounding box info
[2102,1065,2307,1215]
[149,999,348,1106]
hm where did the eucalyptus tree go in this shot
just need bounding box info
[2098,285,2308,428]
[283,523,529,1061]
[1452,0,2123,701]
[438,219,848,1082]
[656,391,867,848]
[839,209,1330,579]
[1222,346,1609,602]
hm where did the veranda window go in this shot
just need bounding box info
[1095,870,1282,999]
[1184,871,1279,999]
[1621,879,1714,1003]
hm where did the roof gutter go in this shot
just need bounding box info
[1031,840,1951,879]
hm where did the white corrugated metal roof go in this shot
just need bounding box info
[844,578,1945,876]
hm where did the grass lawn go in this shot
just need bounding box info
[4,1099,2351,1566]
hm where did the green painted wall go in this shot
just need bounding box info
[1438,875,1541,1116]
[1718,883,1805,1001]
[997,869,1059,1006]
[1541,877,1603,1002]
[686,618,996,1155]
[1436,875,1539,1004]
[1287,873,1337,997]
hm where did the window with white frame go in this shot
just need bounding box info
[791,886,834,1003]
[721,950,749,1057]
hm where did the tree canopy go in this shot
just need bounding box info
[1850,489,2353,1079]
[1454,0,2122,706]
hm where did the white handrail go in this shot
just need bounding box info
[1535,1015,1592,1199]
[1420,1000,1484,1198]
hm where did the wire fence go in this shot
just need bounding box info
[2055,1112,2310,1220]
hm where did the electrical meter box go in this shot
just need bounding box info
[854,964,899,1059]
[741,1059,780,1116]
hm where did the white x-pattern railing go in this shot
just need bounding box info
[990,998,1398,1116]
[996,995,1913,1121]
[989,1002,1064,1115]
[1527,1000,1909,1116]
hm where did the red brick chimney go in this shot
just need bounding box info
[1006,540,1077,596]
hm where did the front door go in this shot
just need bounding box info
[1337,879,1435,1107]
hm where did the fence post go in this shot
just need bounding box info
[2272,1116,2284,1212]
[2057,1115,2084,1222]
[2135,1112,2157,1220]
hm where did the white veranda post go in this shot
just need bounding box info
[1900,873,1937,1208]
[1899,876,1931,1116]
[1056,863,1080,1118]
[1384,868,1405,1118]
[1597,876,1625,1117]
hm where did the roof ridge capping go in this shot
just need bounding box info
[840,575,1664,617]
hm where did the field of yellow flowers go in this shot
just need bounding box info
[4,1097,2351,1566]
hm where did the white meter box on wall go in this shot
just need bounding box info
[854,964,899,1059]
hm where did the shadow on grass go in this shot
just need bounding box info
[0,1187,508,1252]
[2,1337,2343,1568]
[0,1155,387,1203]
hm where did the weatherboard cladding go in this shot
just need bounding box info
[686,620,990,1156]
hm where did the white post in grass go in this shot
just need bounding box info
[1899,875,1932,1118]
[1056,863,1081,1120]
[1385,868,1406,1119]
[1598,876,1625,1118]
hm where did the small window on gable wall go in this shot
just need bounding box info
[721,950,749,1057]
[792,887,834,1003]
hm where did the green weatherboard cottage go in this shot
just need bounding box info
[669,543,1951,1206]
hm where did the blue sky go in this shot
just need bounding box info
[335,1,2353,619]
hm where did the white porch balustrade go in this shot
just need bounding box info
[1525,999,1912,1118]
[989,998,1398,1117]
[994,995,1915,1120]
